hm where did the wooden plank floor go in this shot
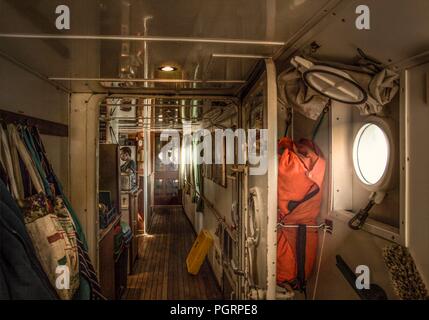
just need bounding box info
[124,207,222,300]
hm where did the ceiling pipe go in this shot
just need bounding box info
[49,77,246,84]
[100,103,208,108]
[212,53,272,59]
[142,16,153,89]
[107,93,239,102]
[0,33,285,46]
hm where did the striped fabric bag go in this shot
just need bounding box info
[7,124,80,299]
[24,193,80,300]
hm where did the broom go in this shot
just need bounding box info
[383,244,428,300]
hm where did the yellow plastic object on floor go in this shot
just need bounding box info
[186,229,214,275]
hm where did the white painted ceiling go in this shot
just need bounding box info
[0,0,332,94]
[1,0,429,96]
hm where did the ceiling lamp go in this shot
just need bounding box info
[159,65,177,72]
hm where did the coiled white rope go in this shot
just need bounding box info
[246,187,262,289]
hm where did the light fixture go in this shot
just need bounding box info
[159,65,177,72]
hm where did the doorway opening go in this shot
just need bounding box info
[96,97,223,300]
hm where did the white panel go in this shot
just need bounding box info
[70,93,106,266]
[0,51,69,192]
[308,220,398,300]
[329,100,402,242]
[203,178,233,226]
[182,192,196,228]
[330,103,354,211]
[405,62,429,286]
[292,0,429,67]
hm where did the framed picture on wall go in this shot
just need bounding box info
[119,145,137,170]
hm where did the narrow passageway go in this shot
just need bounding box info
[124,207,222,300]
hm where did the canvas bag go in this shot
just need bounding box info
[27,126,105,300]
[23,195,79,300]
[277,137,326,291]
[7,125,79,300]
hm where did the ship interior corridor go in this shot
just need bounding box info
[1,0,429,302]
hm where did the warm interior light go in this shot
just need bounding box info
[353,123,390,186]
[159,65,177,72]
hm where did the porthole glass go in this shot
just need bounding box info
[353,123,390,186]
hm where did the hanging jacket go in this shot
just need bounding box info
[277,137,326,290]
[1,125,103,300]
[25,126,104,300]
[0,179,58,300]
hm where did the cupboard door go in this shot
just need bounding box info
[99,228,115,299]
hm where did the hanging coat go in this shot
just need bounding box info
[0,179,58,300]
